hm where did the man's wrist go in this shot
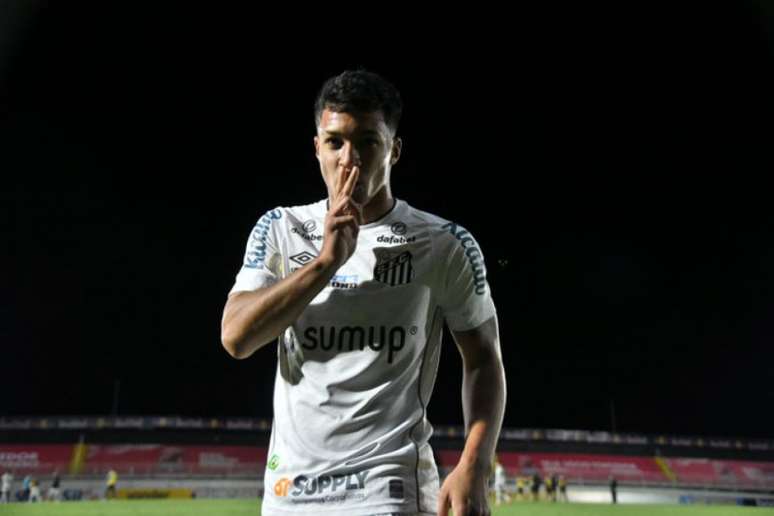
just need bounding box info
[458,450,492,474]
[313,252,340,275]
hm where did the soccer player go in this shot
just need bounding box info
[28,478,41,503]
[543,474,553,502]
[21,475,30,501]
[105,469,118,499]
[1,471,12,503]
[493,461,508,506]
[515,475,525,501]
[47,470,61,502]
[609,476,618,504]
[558,475,568,502]
[530,473,541,501]
[221,70,507,516]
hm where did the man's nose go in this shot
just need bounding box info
[339,141,362,169]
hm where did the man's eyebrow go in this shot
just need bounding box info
[322,129,381,137]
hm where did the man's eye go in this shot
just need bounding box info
[326,138,343,149]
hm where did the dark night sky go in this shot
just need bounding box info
[2,3,774,439]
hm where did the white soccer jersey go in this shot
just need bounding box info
[231,198,496,515]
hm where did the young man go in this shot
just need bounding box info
[222,70,506,516]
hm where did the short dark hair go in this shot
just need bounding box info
[314,70,403,135]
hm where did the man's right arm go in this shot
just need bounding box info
[220,166,362,360]
[220,254,338,359]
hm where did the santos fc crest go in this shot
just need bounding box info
[374,250,414,287]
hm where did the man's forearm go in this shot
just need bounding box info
[221,255,338,358]
[459,352,507,474]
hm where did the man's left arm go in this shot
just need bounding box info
[437,315,506,516]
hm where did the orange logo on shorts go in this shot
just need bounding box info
[274,478,292,497]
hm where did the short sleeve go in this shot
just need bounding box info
[230,207,284,294]
[438,222,497,331]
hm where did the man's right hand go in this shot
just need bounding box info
[221,166,363,359]
[320,166,363,269]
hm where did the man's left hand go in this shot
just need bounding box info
[437,461,490,516]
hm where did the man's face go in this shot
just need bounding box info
[314,108,401,206]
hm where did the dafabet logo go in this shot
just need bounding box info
[274,478,292,497]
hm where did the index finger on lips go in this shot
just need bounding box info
[343,166,358,198]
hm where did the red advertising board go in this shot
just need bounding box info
[83,444,269,475]
[3,443,774,489]
[0,444,73,474]
[0,444,268,475]
[667,457,774,488]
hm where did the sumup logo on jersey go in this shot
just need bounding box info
[373,250,414,286]
[301,325,407,363]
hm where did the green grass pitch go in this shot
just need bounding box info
[2,500,774,516]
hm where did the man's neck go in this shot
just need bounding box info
[360,189,395,224]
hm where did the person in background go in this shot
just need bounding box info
[28,478,41,502]
[105,469,118,500]
[544,473,554,502]
[515,475,526,501]
[610,476,618,504]
[531,473,541,501]
[558,475,568,502]
[493,459,508,506]
[1,471,12,503]
[21,475,31,501]
[47,470,61,502]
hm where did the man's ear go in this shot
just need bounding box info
[390,137,402,165]
[314,136,320,160]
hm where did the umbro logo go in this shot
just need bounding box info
[374,250,414,286]
[290,252,317,266]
